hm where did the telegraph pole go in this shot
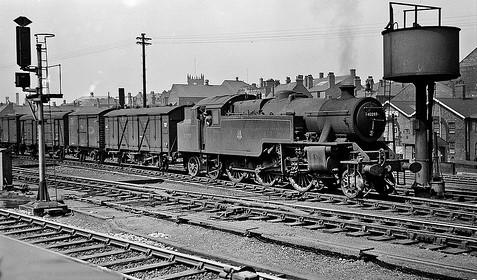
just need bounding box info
[136,33,151,108]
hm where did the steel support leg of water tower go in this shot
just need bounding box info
[414,81,430,190]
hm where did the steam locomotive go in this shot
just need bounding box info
[178,85,420,198]
[0,85,420,198]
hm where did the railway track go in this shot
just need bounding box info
[15,160,477,225]
[12,167,477,258]
[15,154,477,204]
[0,208,293,280]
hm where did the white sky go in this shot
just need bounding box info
[0,0,476,102]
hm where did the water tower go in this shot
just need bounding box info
[382,2,460,194]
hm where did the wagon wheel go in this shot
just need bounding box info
[226,162,246,183]
[340,170,364,198]
[157,155,169,171]
[207,161,222,180]
[254,171,279,187]
[187,156,201,177]
[288,173,317,192]
[371,173,396,196]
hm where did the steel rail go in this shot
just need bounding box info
[0,208,293,280]
[11,168,477,253]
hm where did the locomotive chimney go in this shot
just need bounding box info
[365,76,374,92]
[339,84,355,99]
[286,77,291,84]
[328,72,335,87]
[205,79,209,86]
[118,88,125,108]
[15,92,19,105]
[235,77,239,81]
[128,92,132,106]
[319,72,324,79]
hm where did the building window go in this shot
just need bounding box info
[448,121,456,134]
[449,141,455,154]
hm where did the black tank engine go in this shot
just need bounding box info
[178,85,420,198]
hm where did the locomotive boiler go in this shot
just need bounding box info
[178,85,420,198]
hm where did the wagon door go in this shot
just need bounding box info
[69,116,78,146]
[88,116,99,148]
[44,117,53,147]
[118,116,129,150]
[154,115,162,153]
[138,115,150,152]
[78,117,88,147]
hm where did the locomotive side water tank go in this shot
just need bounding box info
[382,26,460,83]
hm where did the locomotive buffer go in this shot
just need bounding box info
[14,16,69,216]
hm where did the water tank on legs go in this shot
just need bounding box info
[382,3,460,83]
[0,148,12,190]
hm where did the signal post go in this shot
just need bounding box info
[14,16,69,216]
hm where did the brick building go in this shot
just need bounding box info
[164,74,250,106]
[384,82,477,162]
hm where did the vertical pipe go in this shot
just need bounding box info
[427,82,435,179]
[392,114,396,154]
[414,81,429,187]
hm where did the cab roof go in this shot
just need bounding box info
[192,94,256,110]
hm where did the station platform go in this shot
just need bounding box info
[0,234,123,280]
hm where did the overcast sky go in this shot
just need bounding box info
[0,0,476,103]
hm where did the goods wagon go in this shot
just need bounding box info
[68,107,114,161]
[104,106,185,168]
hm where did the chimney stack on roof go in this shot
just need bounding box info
[296,75,304,86]
[305,75,314,89]
[259,78,264,88]
[328,72,335,87]
[15,92,19,105]
[319,72,324,79]
[350,69,356,78]
[286,76,291,84]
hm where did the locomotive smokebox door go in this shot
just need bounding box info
[0,148,12,190]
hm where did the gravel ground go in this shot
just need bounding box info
[10,162,477,279]
[44,203,439,280]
